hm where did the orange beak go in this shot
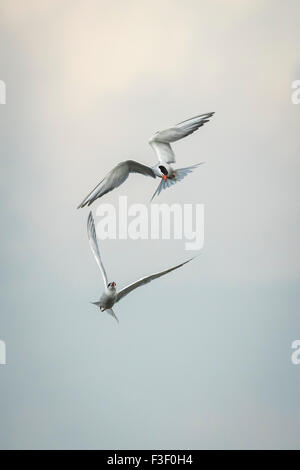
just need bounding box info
[162,175,167,181]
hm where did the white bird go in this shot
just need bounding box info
[87,211,194,323]
[78,112,214,207]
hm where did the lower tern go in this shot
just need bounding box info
[78,112,214,207]
[87,211,194,323]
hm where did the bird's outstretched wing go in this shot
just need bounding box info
[115,257,194,303]
[150,162,204,201]
[149,112,214,164]
[78,160,155,208]
[87,211,108,286]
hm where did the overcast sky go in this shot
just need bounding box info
[0,0,300,449]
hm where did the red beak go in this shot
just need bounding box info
[162,175,167,181]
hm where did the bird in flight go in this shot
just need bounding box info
[78,112,214,207]
[87,211,194,323]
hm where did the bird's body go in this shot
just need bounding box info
[78,112,214,207]
[98,287,117,310]
[87,211,194,323]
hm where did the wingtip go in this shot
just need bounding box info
[183,255,199,266]
[190,255,198,261]
[77,201,87,209]
[87,210,94,233]
[77,194,97,209]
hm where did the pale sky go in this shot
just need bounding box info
[0,0,300,449]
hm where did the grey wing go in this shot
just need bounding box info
[149,112,214,164]
[87,211,108,287]
[149,141,175,165]
[150,162,204,201]
[115,257,194,303]
[78,160,155,208]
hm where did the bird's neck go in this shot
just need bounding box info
[105,287,116,297]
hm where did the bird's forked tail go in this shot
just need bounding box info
[151,162,204,201]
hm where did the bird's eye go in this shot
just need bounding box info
[158,165,168,176]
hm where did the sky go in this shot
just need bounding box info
[0,0,300,449]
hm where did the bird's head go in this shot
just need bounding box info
[158,165,168,180]
[107,281,116,291]
[152,163,173,181]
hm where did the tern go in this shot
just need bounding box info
[78,112,214,207]
[87,211,194,323]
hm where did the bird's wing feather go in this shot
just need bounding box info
[78,160,155,208]
[115,258,194,303]
[149,112,214,164]
[150,162,204,201]
[149,141,175,165]
[87,211,108,286]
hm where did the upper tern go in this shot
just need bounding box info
[78,112,214,207]
[87,211,194,323]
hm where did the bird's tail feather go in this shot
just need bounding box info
[91,303,119,323]
[150,162,204,201]
[107,309,119,323]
